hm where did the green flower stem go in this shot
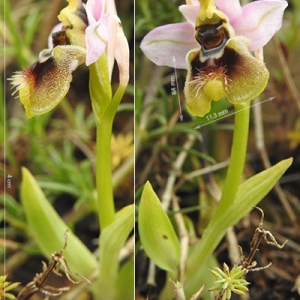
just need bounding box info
[89,52,128,299]
[89,54,127,230]
[95,119,115,230]
[205,101,250,232]
[89,54,114,230]
[214,101,250,218]
[96,84,128,230]
[185,101,250,295]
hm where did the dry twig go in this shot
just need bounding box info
[238,207,288,273]
[17,231,90,300]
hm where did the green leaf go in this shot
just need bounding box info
[20,167,97,277]
[97,204,134,300]
[184,158,293,298]
[114,259,134,300]
[138,181,180,276]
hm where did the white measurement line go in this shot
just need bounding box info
[172,56,183,121]
[195,97,275,129]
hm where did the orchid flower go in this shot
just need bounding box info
[141,0,288,117]
[10,0,129,118]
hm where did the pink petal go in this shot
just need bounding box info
[104,0,117,16]
[85,20,109,66]
[105,11,117,78]
[86,0,103,23]
[113,16,129,85]
[233,0,288,50]
[140,22,199,69]
[215,0,242,22]
[179,4,199,25]
[106,15,117,79]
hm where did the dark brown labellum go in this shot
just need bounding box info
[52,30,70,47]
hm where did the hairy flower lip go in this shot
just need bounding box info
[184,36,270,117]
[10,45,86,118]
